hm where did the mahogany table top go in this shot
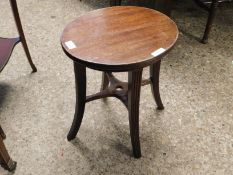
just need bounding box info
[61,6,178,71]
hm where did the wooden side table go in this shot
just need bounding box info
[61,6,178,158]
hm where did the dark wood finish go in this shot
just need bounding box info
[128,69,143,158]
[87,72,129,107]
[61,6,178,158]
[0,0,38,171]
[0,126,16,172]
[61,6,178,72]
[150,60,164,110]
[67,62,86,141]
[0,0,37,73]
[101,72,109,91]
[65,68,166,158]
[68,70,145,157]
[9,0,37,72]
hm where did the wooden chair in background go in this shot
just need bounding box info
[194,0,232,43]
[0,0,37,72]
[0,0,37,171]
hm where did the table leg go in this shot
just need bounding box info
[67,62,86,141]
[128,69,143,158]
[150,60,164,110]
[100,72,110,102]
[101,72,109,91]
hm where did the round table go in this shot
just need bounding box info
[61,6,178,158]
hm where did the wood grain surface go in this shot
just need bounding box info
[61,6,178,71]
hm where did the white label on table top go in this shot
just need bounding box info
[65,41,77,50]
[151,48,166,57]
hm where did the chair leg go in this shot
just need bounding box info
[9,0,37,72]
[67,62,86,141]
[20,36,37,72]
[201,0,219,44]
[128,69,143,158]
[0,127,16,172]
[150,60,164,110]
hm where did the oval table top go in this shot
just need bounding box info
[61,6,178,71]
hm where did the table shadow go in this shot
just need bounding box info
[0,83,11,109]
